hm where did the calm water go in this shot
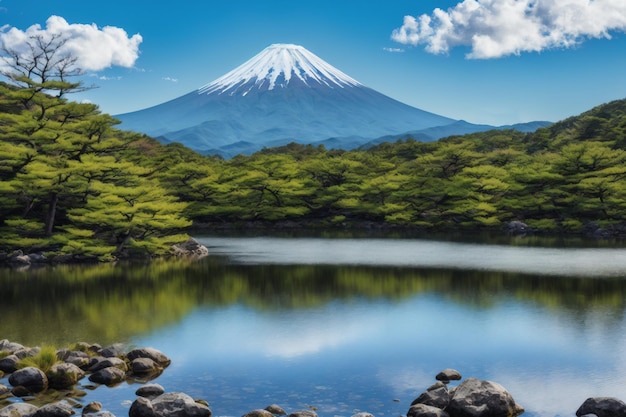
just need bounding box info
[2,235,626,417]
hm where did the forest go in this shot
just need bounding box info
[1,38,626,261]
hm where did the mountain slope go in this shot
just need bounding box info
[116,44,550,157]
[116,44,460,155]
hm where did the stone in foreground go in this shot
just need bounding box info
[576,397,626,417]
[447,378,524,417]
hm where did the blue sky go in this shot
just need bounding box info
[1,0,625,126]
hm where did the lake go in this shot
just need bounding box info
[2,233,626,417]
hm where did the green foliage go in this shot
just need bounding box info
[0,82,190,260]
[3,72,626,248]
[17,345,60,373]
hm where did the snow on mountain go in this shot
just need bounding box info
[116,44,522,157]
[198,43,361,96]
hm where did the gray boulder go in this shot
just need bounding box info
[447,378,524,417]
[171,238,209,258]
[57,350,90,369]
[151,392,211,417]
[33,402,75,417]
[136,383,166,399]
[131,358,162,375]
[506,221,531,235]
[47,362,86,389]
[127,348,171,367]
[98,344,126,358]
[407,404,449,417]
[0,383,9,397]
[412,382,450,409]
[436,369,462,383]
[0,340,25,353]
[129,397,155,417]
[88,367,126,385]
[264,405,285,416]
[242,410,274,417]
[0,403,40,417]
[89,357,128,373]
[576,397,626,417]
[0,354,19,373]
[8,366,48,393]
[287,412,317,417]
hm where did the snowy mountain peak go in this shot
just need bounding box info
[198,43,362,96]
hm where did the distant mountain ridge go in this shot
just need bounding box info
[116,44,550,157]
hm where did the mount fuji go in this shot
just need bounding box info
[116,44,547,157]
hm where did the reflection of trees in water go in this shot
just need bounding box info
[1,257,625,345]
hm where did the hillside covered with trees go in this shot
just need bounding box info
[147,98,626,235]
[1,35,626,261]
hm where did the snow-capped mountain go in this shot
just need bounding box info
[199,43,362,95]
[115,44,545,157]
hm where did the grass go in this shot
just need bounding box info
[16,345,60,373]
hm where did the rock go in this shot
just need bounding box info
[265,405,286,416]
[287,412,317,417]
[407,404,449,417]
[88,357,128,373]
[411,383,450,409]
[0,354,19,373]
[506,221,531,235]
[136,383,166,399]
[15,347,39,359]
[242,410,274,417]
[32,402,75,417]
[576,397,626,417]
[8,366,48,393]
[447,378,524,417]
[351,413,375,417]
[131,358,162,375]
[57,350,90,369]
[127,348,171,367]
[88,367,126,385]
[171,238,209,258]
[98,344,126,358]
[0,339,25,353]
[435,369,462,383]
[28,253,46,263]
[129,397,156,417]
[0,383,10,397]
[82,402,103,415]
[0,403,40,417]
[151,392,211,417]
[12,254,31,265]
[47,362,86,389]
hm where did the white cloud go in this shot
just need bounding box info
[0,15,142,71]
[162,76,178,83]
[383,47,405,53]
[392,0,626,59]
